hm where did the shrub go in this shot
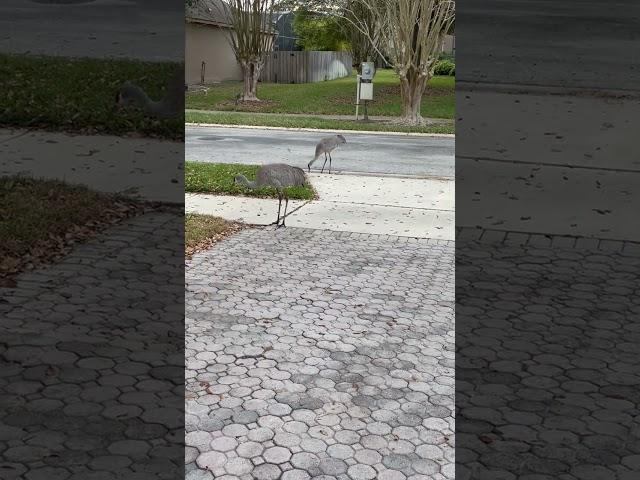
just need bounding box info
[434,59,455,76]
[438,53,455,62]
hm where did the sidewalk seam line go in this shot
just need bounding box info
[458,155,640,174]
[314,200,454,212]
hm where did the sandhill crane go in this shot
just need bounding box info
[234,164,307,228]
[115,68,185,118]
[308,134,346,174]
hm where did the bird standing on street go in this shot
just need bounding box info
[308,134,346,174]
[234,163,307,228]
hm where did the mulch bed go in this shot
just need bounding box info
[185,222,246,260]
[0,177,177,287]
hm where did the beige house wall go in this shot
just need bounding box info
[186,22,242,85]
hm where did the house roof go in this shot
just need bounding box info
[187,0,277,33]
[186,0,233,27]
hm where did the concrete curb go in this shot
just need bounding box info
[185,122,455,138]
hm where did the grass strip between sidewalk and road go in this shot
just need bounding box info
[0,53,183,140]
[185,162,316,200]
[186,111,454,135]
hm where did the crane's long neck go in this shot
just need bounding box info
[236,175,257,189]
[126,84,163,113]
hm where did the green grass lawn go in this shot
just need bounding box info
[186,111,454,134]
[186,69,454,119]
[185,162,315,200]
[0,54,183,140]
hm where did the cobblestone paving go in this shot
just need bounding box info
[186,228,455,480]
[457,237,640,479]
[0,213,184,479]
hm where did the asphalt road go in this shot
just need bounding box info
[0,0,183,61]
[186,126,455,178]
[458,0,640,92]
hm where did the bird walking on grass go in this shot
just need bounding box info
[115,68,185,118]
[308,134,346,174]
[234,163,307,228]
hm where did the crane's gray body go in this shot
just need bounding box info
[308,134,346,173]
[234,163,307,227]
[235,163,306,190]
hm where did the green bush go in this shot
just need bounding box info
[438,53,455,62]
[434,59,455,76]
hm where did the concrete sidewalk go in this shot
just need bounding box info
[457,90,640,242]
[457,90,640,171]
[186,173,455,240]
[186,194,309,225]
[1,128,183,203]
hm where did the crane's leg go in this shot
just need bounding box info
[329,153,332,174]
[280,197,289,228]
[321,152,328,174]
[276,194,282,227]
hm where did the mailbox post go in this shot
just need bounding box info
[355,61,375,121]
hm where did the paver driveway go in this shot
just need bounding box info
[456,234,640,479]
[185,227,455,480]
[0,213,184,480]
